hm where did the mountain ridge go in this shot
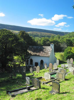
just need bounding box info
[0,23,69,35]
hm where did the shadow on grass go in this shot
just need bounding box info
[60,92,70,94]
[35,98,42,100]
[41,87,49,90]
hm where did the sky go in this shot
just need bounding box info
[0,0,74,32]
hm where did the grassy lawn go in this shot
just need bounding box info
[0,65,74,100]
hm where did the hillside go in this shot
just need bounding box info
[0,23,69,36]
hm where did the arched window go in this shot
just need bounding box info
[30,59,33,65]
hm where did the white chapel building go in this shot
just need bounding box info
[26,43,56,68]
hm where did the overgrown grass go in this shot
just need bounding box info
[0,65,74,100]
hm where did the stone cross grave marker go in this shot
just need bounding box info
[67,59,70,64]
[36,66,40,73]
[50,81,60,94]
[53,63,58,70]
[44,72,51,80]
[49,63,53,72]
[56,72,65,81]
[26,77,30,85]
[56,59,59,66]
[70,58,73,64]
[44,63,47,69]
[32,78,41,89]
[30,67,33,73]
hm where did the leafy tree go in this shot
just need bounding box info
[0,29,19,69]
[66,39,73,46]
[64,47,74,59]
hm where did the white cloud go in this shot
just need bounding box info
[27,18,55,26]
[0,13,5,17]
[53,28,62,31]
[39,14,44,17]
[55,22,66,27]
[65,25,70,27]
[52,14,67,21]
[67,16,73,19]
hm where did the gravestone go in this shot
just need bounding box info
[44,63,47,69]
[67,59,70,64]
[44,72,51,80]
[26,77,30,85]
[40,64,43,69]
[61,64,65,68]
[50,81,60,94]
[33,66,36,71]
[53,63,58,70]
[68,63,73,68]
[30,67,33,73]
[56,59,59,66]
[23,66,26,73]
[36,66,40,73]
[32,78,41,89]
[70,58,73,64]
[49,63,53,72]
[56,72,65,81]
[60,68,66,75]
[72,70,74,75]
[68,67,74,72]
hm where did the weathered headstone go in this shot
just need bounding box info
[50,81,60,94]
[56,59,59,66]
[26,77,30,85]
[60,68,66,75]
[68,67,74,72]
[53,63,58,70]
[40,64,43,69]
[49,63,53,72]
[33,66,36,71]
[67,59,70,64]
[36,66,40,73]
[61,64,65,68]
[44,63,47,69]
[32,78,41,89]
[68,63,73,68]
[23,66,26,73]
[56,72,65,81]
[30,67,33,73]
[72,70,74,75]
[70,58,73,64]
[44,72,51,80]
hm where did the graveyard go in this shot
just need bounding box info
[0,58,74,100]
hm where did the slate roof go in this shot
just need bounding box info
[28,46,52,57]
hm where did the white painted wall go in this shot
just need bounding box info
[27,56,50,68]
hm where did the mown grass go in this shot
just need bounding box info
[0,64,74,100]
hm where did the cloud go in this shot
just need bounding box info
[27,18,55,26]
[52,14,67,21]
[65,25,70,27]
[39,14,44,17]
[67,16,73,19]
[53,28,62,31]
[55,22,66,27]
[0,13,5,17]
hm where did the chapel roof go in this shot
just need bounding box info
[28,46,52,57]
